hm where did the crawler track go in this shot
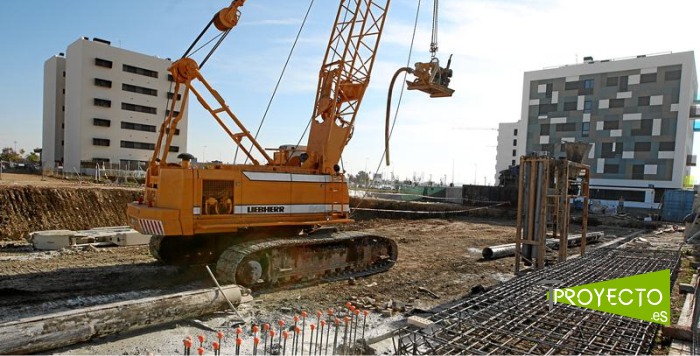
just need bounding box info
[216,231,398,289]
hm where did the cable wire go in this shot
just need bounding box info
[287,2,354,162]
[350,0,422,216]
[238,0,316,164]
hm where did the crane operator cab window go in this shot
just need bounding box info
[202,180,234,215]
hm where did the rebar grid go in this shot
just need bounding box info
[394,248,679,355]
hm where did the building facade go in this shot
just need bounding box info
[497,52,698,205]
[494,121,525,183]
[42,37,187,172]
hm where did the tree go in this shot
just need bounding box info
[26,152,40,163]
[0,147,21,162]
[355,170,370,188]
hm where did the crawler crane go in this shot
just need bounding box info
[126,0,454,288]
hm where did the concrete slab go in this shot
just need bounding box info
[108,231,151,246]
[31,230,77,250]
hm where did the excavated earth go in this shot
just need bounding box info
[0,173,642,354]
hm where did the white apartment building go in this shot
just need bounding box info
[494,121,525,183]
[42,37,187,172]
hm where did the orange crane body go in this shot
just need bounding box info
[126,0,397,288]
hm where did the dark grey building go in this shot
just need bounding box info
[514,52,699,206]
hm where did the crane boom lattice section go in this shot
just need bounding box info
[307,0,390,173]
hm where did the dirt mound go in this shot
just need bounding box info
[0,186,139,240]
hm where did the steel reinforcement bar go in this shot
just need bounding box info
[393,247,680,355]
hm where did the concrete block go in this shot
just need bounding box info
[679,283,695,294]
[110,231,151,246]
[31,230,77,250]
[679,274,697,294]
[407,316,434,328]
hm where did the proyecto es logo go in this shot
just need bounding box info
[546,269,670,325]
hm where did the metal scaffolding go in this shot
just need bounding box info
[393,248,679,355]
[515,144,591,273]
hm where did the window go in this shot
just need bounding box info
[122,121,156,132]
[640,73,657,83]
[619,76,628,91]
[121,121,156,132]
[659,141,675,151]
[606,77,619,86]
[92,138,110,146]
[513,139,517,146]
[634,142,651,152]
[92,158,110,164]
[603,121,619,130]
[581,122,590,137]
[62,88,65,94]
[601,142,622,158]
[609,98,625,108]
[638,96,650,106]
[62,71,65,77]
[62,105,64,112]
[167,92,182,100]
[166,127,181,136]
[121,102,157,115]
[604,164,619,173]
[538,103,558,115]
[95,58,113,68]
[540,124,550,135]
[120,140,156,150]
[512,149,516,156]
[541,144,553,152]
[545,83,553,99]
[631,165,644,179]
[632,119,653,136]
[94,98,111,108]
[513,129,518,135]
[590,188,646,202]
[583,100,592,113]
[563,102,578,111]
[556,123,576,131]
[169,146,180,153]
[511,160,516,166]
[168,74,174,82]
[93,118,111,127]
[565,81,580,90]
[665,70,681,81]
[583,79,594,89]
[122,64,158,78]
[122,83,157,96]
[94,78,112,88]
[165,109,181,117]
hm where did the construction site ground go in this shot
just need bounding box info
[0,172,689,354]
[1,220,645,354]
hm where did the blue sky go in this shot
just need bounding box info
[2,0,700,185]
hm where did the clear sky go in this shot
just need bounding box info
[1,0,700,185]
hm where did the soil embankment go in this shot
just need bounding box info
[0,186,139,240]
